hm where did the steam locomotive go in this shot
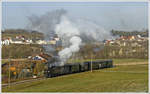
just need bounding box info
[44,59,113,78]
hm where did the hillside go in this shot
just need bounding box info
[2,44,44,59]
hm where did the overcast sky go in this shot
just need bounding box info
[2,2,148,31]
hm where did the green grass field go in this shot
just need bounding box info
[113,58,148,64]
[2,59,148,92]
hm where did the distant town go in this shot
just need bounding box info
[2,29,148,59]
[2,33,61,45]
[2,29,148,46]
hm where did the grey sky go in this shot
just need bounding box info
[2,2,148,31]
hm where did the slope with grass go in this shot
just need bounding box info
[2,62,148,92]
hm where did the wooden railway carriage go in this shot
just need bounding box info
[44,60,113,78]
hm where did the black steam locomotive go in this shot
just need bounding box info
[44,59,113,78]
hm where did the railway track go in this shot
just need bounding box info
[2,77,46,88]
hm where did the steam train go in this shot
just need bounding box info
[44,59,113,78]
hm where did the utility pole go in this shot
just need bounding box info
[8,58,11,87]
[91,53,93,72]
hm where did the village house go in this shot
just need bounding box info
[54,36,60,41]
[11,38,24,44]
[104,39,119,46]
[49,39,56,45]
[25,39,33,44]
[1,38,11,45]
[36,40,47,44]
[119,35,139,41]
[29,53,52,62]
[16,35,25,40]
[32,55,46,60]
[53,34,60,41]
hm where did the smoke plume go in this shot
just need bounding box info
[55,16,82,65]
[27,9,67,40]
[27,9,113,65]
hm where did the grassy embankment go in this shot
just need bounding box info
[2,59,148,92]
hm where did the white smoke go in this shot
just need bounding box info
[74,18,114,42]
[55,16,82,65]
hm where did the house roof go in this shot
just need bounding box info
[37,53,52,60]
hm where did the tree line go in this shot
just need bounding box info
[111,29,148,37]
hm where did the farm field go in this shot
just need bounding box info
[2,59,148,92]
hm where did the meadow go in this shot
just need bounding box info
[2,59,148,92]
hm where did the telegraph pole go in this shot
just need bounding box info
[8,58,11,87]
[91,53,93,72]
